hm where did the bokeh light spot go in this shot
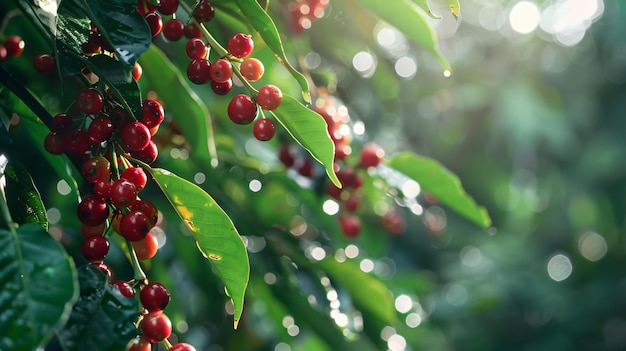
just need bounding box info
[394,295,413,313]
[395,57,417,78]
[547,254,573,281]
[578,231,607,262]
[509,1,540,34]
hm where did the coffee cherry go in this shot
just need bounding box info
[240,58,264,82]
[81,222,106,237]
[253,118,276,141]
[76,88,104,114]
[193,0,215,22]
[141,99,164,128]
[359,144,384,168]
[186,38,208,60]
[131,140,159,164]
[93,262,114,281]
[44,132,66,155]
[163,19,185,41]
[170,343,197,351]
[157,0,179,15]
[132,62,143,81]
[228,94,257,124]
[339,215,361,238]
[81,235,109,263]
[33,54,56,75]
[228,33,254,58]
[256,85,282,110]
[184,23,202,39]
[144,12,163,37]
[140,311,172,343]
[132,232,159,260]
[64,129,90,155]
[110,106,132,127]
[121,167,148,191]
[140,282,171,311]
[120,122,151,151]
[119,210,152,241]
[278,145,295,167]
[211,79,232,95]
[130,200,159,226]
[4,35,24,58]
[344,195,359,212]
[93,180,112,199]
[87,116,114,143]
[325,183,342,200]
[111,280,136,298]
[126,336,151,351]
[297,158,314,177]
[110,179,138,208]
[82,156,111,183]
[77,196,109,226]
[186,58,211,84]
[209,58,232,83]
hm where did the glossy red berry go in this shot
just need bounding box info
[33,54,56,75]
[130,200,159,226]
[140,311,172,343]
[110,106,132,127]
[157,0,179,15]
[228,33,254,58]
[64,129,90,155]
[81,235,109,263]
[110,179,138,208]
[345,195,360,212]
[359,144,384,168]
[132,62,143,81]
[93,262,114,281]
[81,223,106,237]
[209,58,232,83]
[240,58,264,82]
[120,122,151,151]
[256,85,282,110]
[44,132,66,155]
[339,215,361,238]
[132,232,159,260]
[186,58,211,85]
[131,140,159,164]
[253,118,276,141]
[88,116,114,143]
[126,336,151,351]
[140,282,171,311]
[185,38,208,60]
[144,12,163,37]
[228,94,257,124]
[278,145,295,167]
[211,79,232,95]
[184,23,202,39]
[111,280,136,298]
[170,343,197,351]
[121,167,148,191]
[77,196,109,226]
[141,99,164,128]
[76,88,104,114]
[297,158,315,177]
[162,18,184,41]
[82,156,111,183]
[93,180,112,199]
[193,0,215,22]
[4,35,24,58]
[119,210,152,241]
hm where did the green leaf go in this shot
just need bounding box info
[355,0,451,71]
[150,168,249,328]
[410,0,442,19]
[140,46,218,165]
[5,162,48,230]
[314,258,396,324]
[87,55,142,117]
[233,0,311,102]
[447,0,461,19]
[271,95,340,187]
[0,224,78,351]
[56,265,138,351]
[387,152,491,227]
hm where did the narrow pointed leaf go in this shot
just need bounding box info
[271,95,341,187]
[0,224,78,351]
[5,162,48,230]
[387,152,491,227]
[233,0,311,102]
[150,168,249,328]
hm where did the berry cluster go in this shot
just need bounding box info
[287,0,330,34]
[0,34,24,61]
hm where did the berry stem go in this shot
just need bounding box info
[126,238,148,282]
[164,338,173,349]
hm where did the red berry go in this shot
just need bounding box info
[82,156,111,183]
[4,35,24,58]
[186,58,211,84]
[209,58,232,83]
[120,122,151,151]
[81,235,109,263]
[240,58,264,82]
[339,215,361,238]
[140,311,172,343]
[132,232,159,260]
[130,200,159,226]
[44,132,66,155]
[359,144,384,168]
[157,0,179,15]
[87,116,114,143]
[137,1,157,15]
[163,19,184,41]
[33,54,56,75]
[278,145,295,167]
[76,88,104,114]
[185,38,208,60]
[64,129,90,155]
[325,183,342,200]
[126,337,151,351]
[345,195,359,212]
[132,62,143,81]
[227,94,257,124]
[81,223,106,237]
[184,23,202,39]
[110,179,138,208]
[110,106,132,127]
[171,343,197,351]
[193,0,215,22]
[211,79,232,95]
[297,158,315,177]
[77,196,109,226]
[228,33,254,58]
[144,12,163,37]
[131,140,159,164]
[253,118,276,141]
[93,180,112,199]
[111,280,136,298]
[140,282,171,311]
[256,85,282,110]
[141,99,164,128]
[121,167,148,191]
[93,262,114,281]
[119,210,152,241]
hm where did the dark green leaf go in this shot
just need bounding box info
[5,162,48,230]
[0,224,78,351]
[150,168,249,328]
[355,0,451,71]
[387,152,491,227]
[271,95,340,187]
[56,3,91,54]
[87,55,142,118]
[56,265,138,351]
[233,0,311,102]
[140,46,217,165]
